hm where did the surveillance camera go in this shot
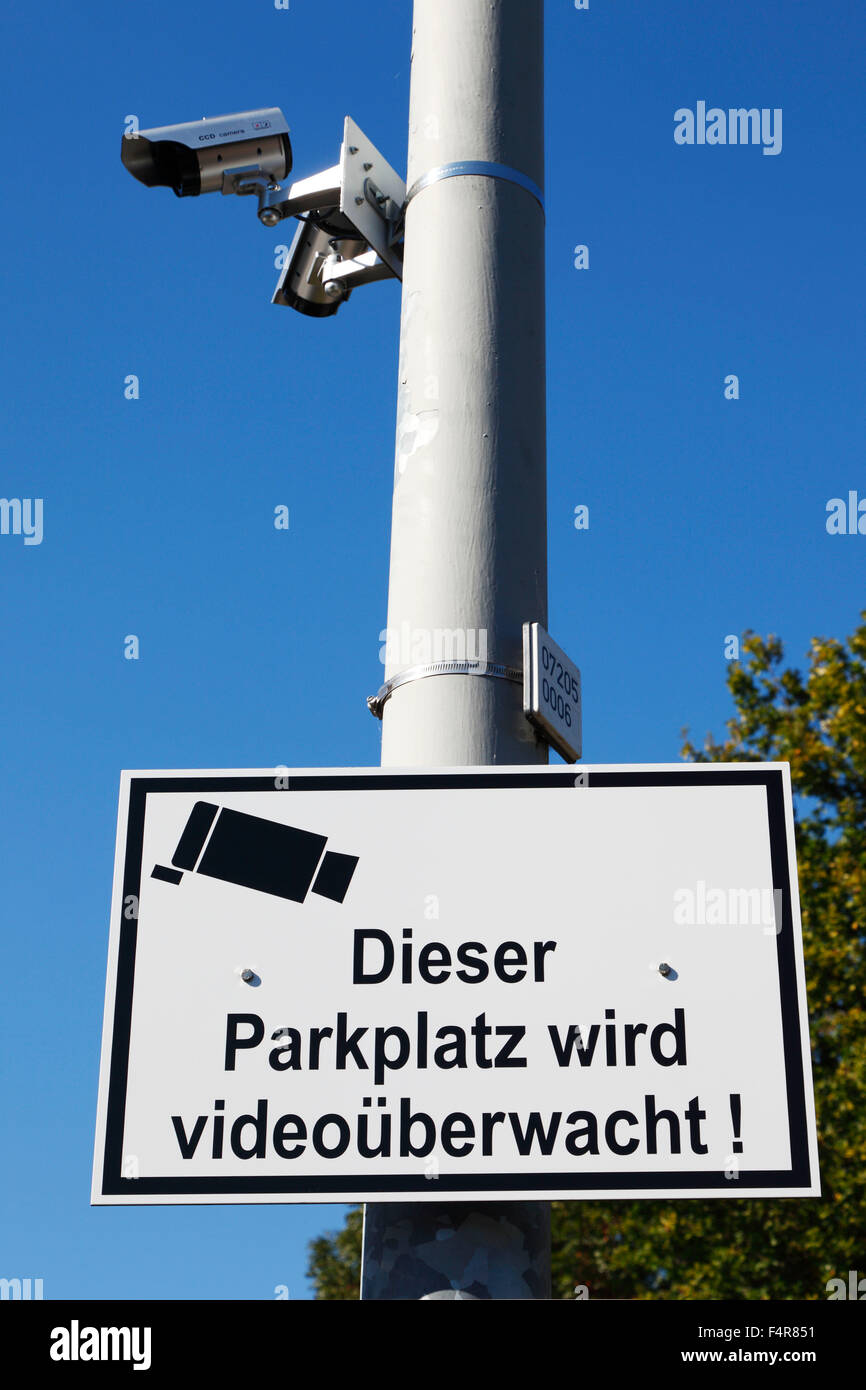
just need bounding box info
[152,800,359,905]
[272,217,366,317]
[120,108,403,316]
[121,109,292,197]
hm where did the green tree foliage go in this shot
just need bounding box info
[307,1205,363,1301]
[308,618,866,1299]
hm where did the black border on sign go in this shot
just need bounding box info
[100,768,814,1198]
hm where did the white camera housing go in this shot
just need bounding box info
[121,109,292,197]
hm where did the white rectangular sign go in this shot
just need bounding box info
[93,764,819,1204]
[523,622,582,761]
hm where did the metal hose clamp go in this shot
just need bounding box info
[405,160,545,214]
[367,658,523,719]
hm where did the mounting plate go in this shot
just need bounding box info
[340,116,405,278]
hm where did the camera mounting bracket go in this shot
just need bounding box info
[339,117,406,278]
[227,118,406,282]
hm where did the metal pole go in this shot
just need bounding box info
[361,0,550,1300]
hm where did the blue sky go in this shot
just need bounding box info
[0,0,863,1299]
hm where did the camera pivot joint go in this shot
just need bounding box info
[225,118,406,310]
